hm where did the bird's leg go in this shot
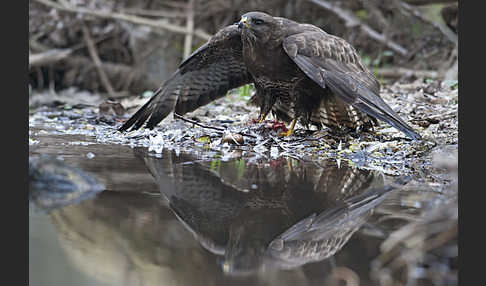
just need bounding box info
[280,118,296,137]
[258,111,270,123]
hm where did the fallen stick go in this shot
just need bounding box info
[174,113,225,132]
[375,67,439,79]
[29,49,73,67]
[174,113,257,138]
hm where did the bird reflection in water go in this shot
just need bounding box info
[143,149,407,276]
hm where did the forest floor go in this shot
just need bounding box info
[29,78,458,183]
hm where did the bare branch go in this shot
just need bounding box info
[183,0,195,60]
[29,49,73,67]
[81,24,116,97]
[33,0,212,41]
[304,0,409,56]
[120,8,187,18]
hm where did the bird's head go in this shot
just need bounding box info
[238,11,276,44]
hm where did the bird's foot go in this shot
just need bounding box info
[279,129,294,137]
[249,116,266,124]
[279,118,296,137]
[257,114,268,123]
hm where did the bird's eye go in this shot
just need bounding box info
[253,19,264,25]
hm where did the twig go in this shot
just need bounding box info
[293,134,328,143]
[174,113,225,132]
[120,8,187,18]
[81,25,116,97]
[411,110,457,121]
[174,113,257,138]
[374,67,439,79]
[304,0,409,56]
[33,0,212,41]
[270,136,291,152]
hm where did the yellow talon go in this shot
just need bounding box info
[279,118,296,137]
[258,111,269,123]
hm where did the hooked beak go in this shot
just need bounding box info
[238,16,249,29]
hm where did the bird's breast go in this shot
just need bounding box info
[242,42,299,82]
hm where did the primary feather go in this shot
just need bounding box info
[118,25,251,131]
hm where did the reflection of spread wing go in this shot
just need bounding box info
[119,24,252,131]
[267,177,410,267]
[143,151,248,254]
[283,31,421,140]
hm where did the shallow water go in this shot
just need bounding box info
[29,126,452,286]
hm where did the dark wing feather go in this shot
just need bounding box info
[119,24,252,131]
[267,178,409,266]
[283,31,421,140]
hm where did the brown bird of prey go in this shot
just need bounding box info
[119,11,421,140]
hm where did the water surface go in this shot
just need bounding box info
[29,130,448,286]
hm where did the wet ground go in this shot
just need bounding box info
[29,79,457,286]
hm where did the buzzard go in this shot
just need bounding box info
[119,12,421,140]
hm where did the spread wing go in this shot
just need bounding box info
[282,31,421,140]
[119,24,252,131]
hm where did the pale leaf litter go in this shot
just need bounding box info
[29,79,457,182]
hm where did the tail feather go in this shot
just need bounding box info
[316,95,376,132]
[353,100,421,140]
[118,87,163,132]
[323,71,421,140]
